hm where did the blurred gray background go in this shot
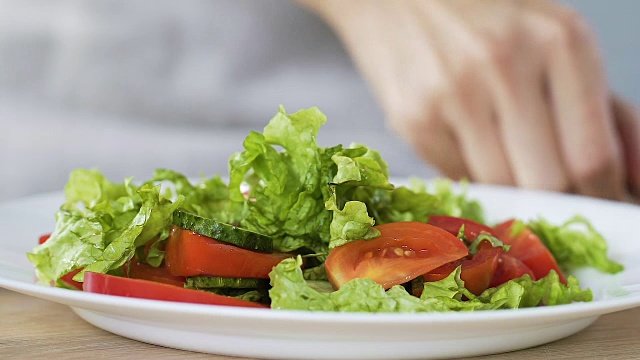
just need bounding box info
[0,0,638,200]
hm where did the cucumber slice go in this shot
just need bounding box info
[195,288,270,304]
[172,209,273,253]
[185,276,270,289]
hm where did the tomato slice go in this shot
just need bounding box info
[38,234,51,244]
[83,272,267,308]
[325,222,468,290]
[493,219,567,284]
[422,241,502,296]
[125,260,186,287]
[427,215,496,242]
[58,268,83,290]
[165,226,292,278]
[490,254,536,288]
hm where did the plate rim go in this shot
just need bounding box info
[2,268,639,326]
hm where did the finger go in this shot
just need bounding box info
[611,95,640,198]
[442,73,514,186]
[417,126,469,181]
[482,26,570,192]
[388,103,470,181]
[533,5,626,200]
[409,1,513,185]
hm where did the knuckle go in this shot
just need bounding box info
[530,19,564,50]
[380,94,466,178]
[558,8,592,40]
[480,37,513,69]
[570,149,618,186]
[384,81,451,143]
[385,102,434,141]
[455,38,511,86]
[550,10,592,49]
[527,9,593,51]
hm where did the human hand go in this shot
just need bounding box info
[301,0,640,200]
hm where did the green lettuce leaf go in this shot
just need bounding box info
[27,171,183,283]
[64,168,136,208]
[228,106,341,253]
[227,107,486,254]
[150,168,246,225]
[323,144,395,248]
[269,256,455,312]
[331,145,393,191]
[144,237,166,267]
[268,257,592,312]
[340,178,484,231]
[325,196,379,249]
[478,271,593,307]
[369,186,440,224]
[468,234,510,254]
[424,178,484,223]
[418,267,522,311]
[325,176,486,249]
[528,215,624,274]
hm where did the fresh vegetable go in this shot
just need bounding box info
[83,272,267,308]
[56,268,84,290]
[227,106,340,254]
[37,234,83,290]
[28,174,183,283]
[184,276,270,290]
[164,226,292,278]
[427,215,496,242]
[150,169,246,225]
[125,260,185,287]
[28,106,623,312]
[269,257,592,312]
[171,209,273,253]
[493,220,568,284]
[325,222,468,289]
[38,234,50,245]
[423,241,502,296]
[490,254,535,288]
[528,215,623,274]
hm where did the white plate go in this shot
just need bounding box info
[1,184,639,360]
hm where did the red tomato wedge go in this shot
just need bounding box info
[493,219,567,284]
[422,241,502,296]
[125,260,186,287]
[58,268,83,290]
[427,215,496,242]
[325,222,468,289]
[38,234,51,245]
[83,272,267,308]
[165,226,292,278]
[490,254,536,288]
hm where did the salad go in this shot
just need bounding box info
[28,106,624,312]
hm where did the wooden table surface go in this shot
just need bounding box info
[1,288,639,360]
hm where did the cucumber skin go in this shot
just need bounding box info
[193,288,270,304]
[185,276,270,289]
[172,209,273,253]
